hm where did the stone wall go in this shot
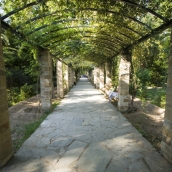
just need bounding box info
[63,64,69,94]
[57,60,64,98]
[39,49,52,111]
[106,60,112,85]
[68,66,73,89]
[99,65,105,89]
[95,67,100,89]
[118,57,130,112]
[0,23,13,168]
[161,30,172,163]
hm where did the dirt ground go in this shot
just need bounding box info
[8,96,164,153]
[8,96,42,152]
[123,98,164,152]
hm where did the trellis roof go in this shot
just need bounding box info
[1,0,172,64]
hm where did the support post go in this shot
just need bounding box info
[161,29,172,163]
[106,60,112,85]
[0,20,13,168]
[63,64,69,94]
[57,60,64,98]
[118,50,131,112]
[88,69,93,83]
[68,66,73,89]
[99,64,105,89]
[93,67,97,87]
[39,49,52,111]
[72,68,76,84]
[95,67,100,89]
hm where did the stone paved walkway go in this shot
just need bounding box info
[2,78,172,172]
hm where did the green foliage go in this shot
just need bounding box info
[136,68,151,88]
[1,0,171,110]
[111,56,120,88]
[148,88,166,108]
[3,0,171,67]
[130,31,169,108]
[135,124,147,137]
[7,84,36,107]
[137,87,166,108]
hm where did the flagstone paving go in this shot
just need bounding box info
[2,78,172,172]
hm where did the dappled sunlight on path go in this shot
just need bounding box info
[2,78,172,172]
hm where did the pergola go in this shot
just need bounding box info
[0,0,172,167]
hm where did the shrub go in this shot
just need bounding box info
[7,84,35,107]
[152,89,166,108]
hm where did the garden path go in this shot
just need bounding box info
[1,78,172,172]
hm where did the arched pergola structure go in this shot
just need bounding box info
[0,0,172,167]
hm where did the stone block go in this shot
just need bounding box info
[162,126,172,147]
[119,89,129,95]
[0,107,9,126]
[0,88,7,95]
[163,119,172,130]
[0,69,5,76]
[124,98,129,102]
[0,92,7,105]
[42,75,52,80]
[0,60,4,69]
[167,73,172,87]
[164,104,172,121]
[161,141,172,164]
[42,90,52,96]
[0,122,11,141]
[166,88,172,102]
[0,76,6,87]
[0,137,13,168]
[118,105,128,112]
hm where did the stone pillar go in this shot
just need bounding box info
[63,64,69,94]
[106,60,112,85]
[68,66,73,89]
[93,67,97,86]
[73,68,76,83]
[76,69,80,81]
[95,67,100,89]
[39,49,52,111]
[161,29,172,163]
[118,50,131,112]
[88,69,93,82]
[0,21,13,168]
[50,55,55,99]
[57,60,64,98]
[99,64,105,89]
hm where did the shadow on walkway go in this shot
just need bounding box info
[2,78,172,172]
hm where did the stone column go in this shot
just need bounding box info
[95,67,100,89]
[68,66,73,89]
[161,29,172,163]
[118,50,131,112]
[39,49,52,111]
[99,64,105,89]
[106,60,112,85]
[0,21,13,168]
[57,60,64,98]
[88,69,93,82]
[73,68,76,83]
[76,69,80,81]
[50,55,55,99]
[63,64,69,94]
[93,67,97,86]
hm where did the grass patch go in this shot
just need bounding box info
[135,124,147,137]
[12,99,60,152]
